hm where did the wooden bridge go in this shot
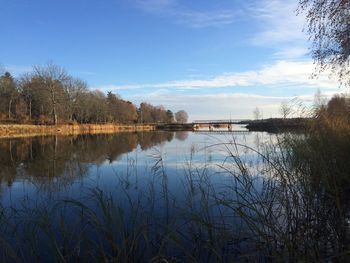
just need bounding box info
[192,119,251,131]
[156,119,252,132]
[193,130,251,135]
[192,119,251,125]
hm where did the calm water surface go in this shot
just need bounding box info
[1,128,345,262]
[0,129,273,208]
[0,129,303,262]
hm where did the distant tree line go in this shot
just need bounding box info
[0,63,188,125]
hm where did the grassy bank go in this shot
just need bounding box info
[245,118,311,132]
[0,123,156,138]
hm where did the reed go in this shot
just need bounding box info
[0,124,155,139]
[0,122,349,262]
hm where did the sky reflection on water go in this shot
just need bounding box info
[0,130,274,208]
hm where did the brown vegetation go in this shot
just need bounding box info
[246,117,311,132]
[312,93,350,131]
[0,63,179,125]
[0,94,349,261]
[0,123,155,139]
[247,93,350,133]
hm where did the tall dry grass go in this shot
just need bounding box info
[0,120,349,262]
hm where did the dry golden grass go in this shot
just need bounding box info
[0,124,155,138]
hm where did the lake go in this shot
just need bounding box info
[0,128,271,208]
[0,128,346,262]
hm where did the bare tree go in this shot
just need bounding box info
[279,102,291,119]
[253,107,262,120]
[107,92,138,123]
[65,77,88,122]
[0,63,177,125]
[139,103,154,123]
[33,63,69,125]
[19,74,34,120]
[138,103,172,123]
[313,88,327,111]
[175,110,188,123]
[166,110,174,123]
[298,0,350,87]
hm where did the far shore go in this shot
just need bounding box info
[0,117,312,139]
[0,123,156,139]
[245,118,311,133]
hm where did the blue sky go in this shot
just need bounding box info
[0,0,343,120]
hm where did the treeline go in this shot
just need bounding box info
[0,63,187,125]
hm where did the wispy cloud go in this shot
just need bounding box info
[96,60,338,92]
[132,0,309,58]
[273,47,309,59]
[132,0,240,28]
[241,0,309,62]
[127,92,314,120]
[249,0,306,46]
[127,90,347,120]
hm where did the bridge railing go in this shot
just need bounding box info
[193,130,251,134]
[192,119,251,124]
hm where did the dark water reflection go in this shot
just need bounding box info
[0,129,348,261]
[0,132,179,194]
[0,130,269,212]
[0,132,314,262]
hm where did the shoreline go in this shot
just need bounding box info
[0,118,313,139]
[245,118,311,133]
[0,124,156,139]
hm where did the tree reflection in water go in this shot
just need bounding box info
[0,130,348,261]
[0,132,174,191]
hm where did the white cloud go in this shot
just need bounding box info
[243,0,310,62]
[273,47,309,59]
[128,90,349,120]
[128,92,315,120]
[95,58,344,120]
[176,9,239,28]
[132,0,240,28]
[132,0,309,59]
[96,60,338,92]
[249,0,306,46]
